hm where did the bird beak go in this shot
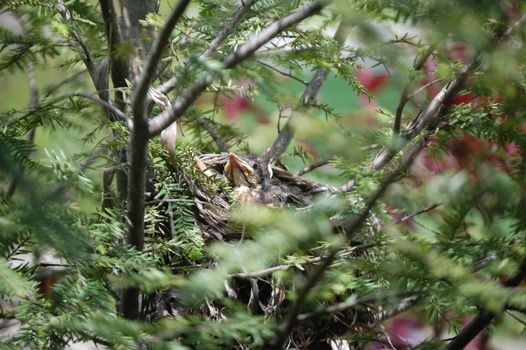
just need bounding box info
[225,153,254,175]
[224,153,255,186]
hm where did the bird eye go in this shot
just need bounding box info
[252,163,258,170]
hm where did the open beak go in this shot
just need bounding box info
[224,153,256,187]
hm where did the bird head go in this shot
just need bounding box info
[224,153,259,188]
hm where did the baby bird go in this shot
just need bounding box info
[223,153,261,204]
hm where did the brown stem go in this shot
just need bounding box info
[198,117,230,152]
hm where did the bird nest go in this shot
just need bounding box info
[143,150,376,347]
[154,152,333,241]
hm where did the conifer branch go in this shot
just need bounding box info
[270,68,328,160]
[445,255,526,350]
[268,21,348,160]
[393,42,438,135]
[372,14,526,171]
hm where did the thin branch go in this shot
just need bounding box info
[297,291,423,323]
[393,42,438,135]
[372,295,421,323]
[268,22,346,160]
[338,179,356,193]
[222,1,324,69]
[62,93,129,124]
[232,243,383,279]
[255,59,308,85]
[57,0,96,77]
[385,203,440,227]
[7,56,38,198]
[269,69,328,160]
[159,0,260,95]
[372,56,480,171]
[406,77,442,100]
[197,117,230,152]
[270,249,337,349]
[148,0,327,137]
[296,159,330,176]
[506,310,526,327]
[5,70,87,128]
[131,0,191,119]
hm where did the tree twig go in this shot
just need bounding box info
[270,68,328,160]
[232,243,383,279]
[57,1,96,77]
[197,117,230,152]
[296,159,330,176]
[386,203,440,227]
[7,50,38,198]
[372,295,421,323]
[373,14,526,171]
[62,93,129,124]
[204,0,259,57]
[372,55,480,171]
[297,291,423,323]
[255,59,308,85]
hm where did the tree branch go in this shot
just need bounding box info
[297,291,423,323]
[203,0,259,58]
[148,0,327,137]
[7,57,38,198]
[371,56,480,170]
[254,59,308,85]
[57,1,96,78]
[296,158,330,176]
[67,93,128,119]
[372,14,526,171]
[232,243,382,279]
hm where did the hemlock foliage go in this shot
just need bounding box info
[1,0,526,349]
